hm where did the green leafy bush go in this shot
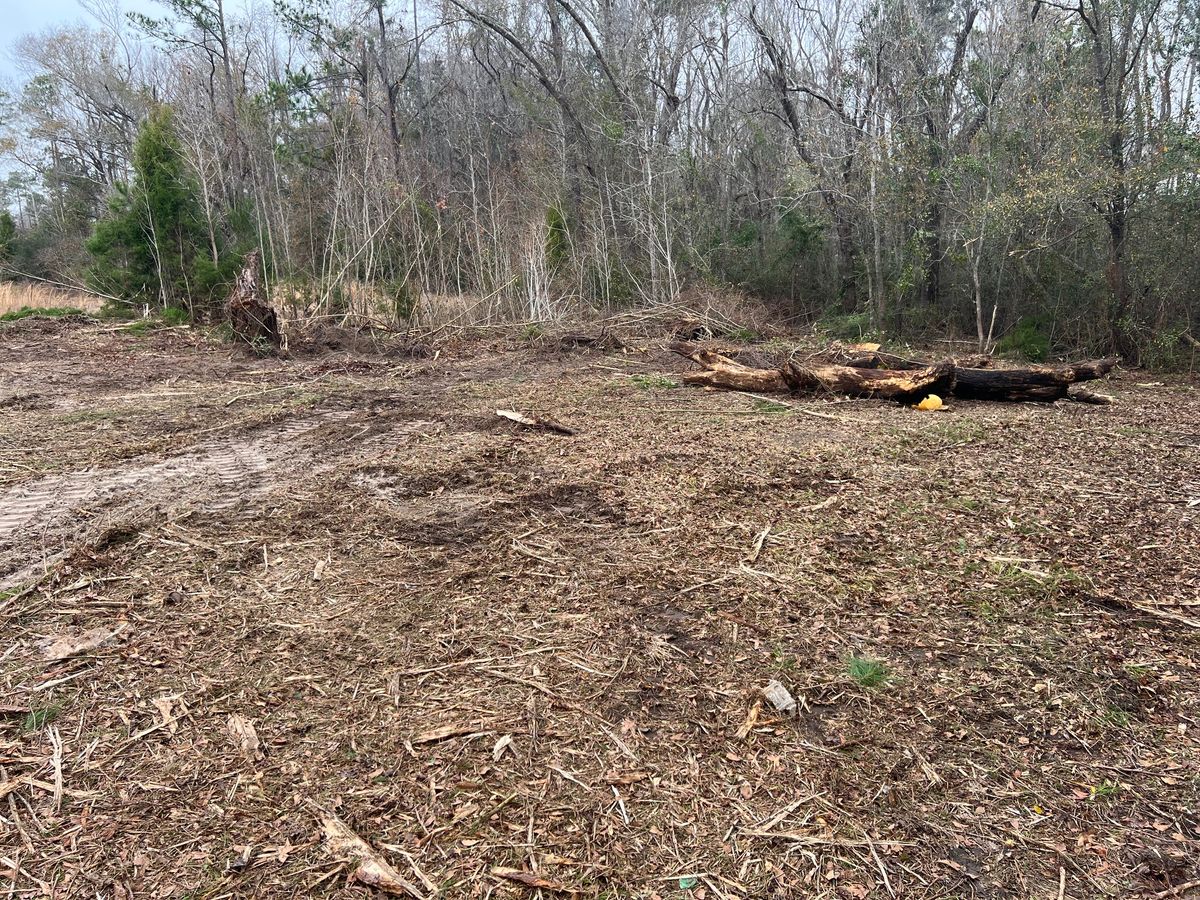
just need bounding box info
[996,318,1050,361]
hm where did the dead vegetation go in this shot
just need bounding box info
[0,316,1197,899]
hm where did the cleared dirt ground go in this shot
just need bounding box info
[1,316,1198,899]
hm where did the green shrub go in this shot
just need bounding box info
[161,306,190,326]
[819,310,877,341]
[381,279,417,321]
[996,318,1050,361]
[545,205,571,271]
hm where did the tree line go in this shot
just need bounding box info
[0,0,1197,362]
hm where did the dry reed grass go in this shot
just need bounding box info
[0,281,104,316]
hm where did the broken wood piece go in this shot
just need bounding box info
[41,624,127,661]
[318,810,425,898]
[492,866,579,894]
[670,343,789,392]
[411,722,484,745]
[496,409,577,435]
[736,697,763,740]
[603,770,650,786]
[226,713,264,761]
[1069,388,1116,405]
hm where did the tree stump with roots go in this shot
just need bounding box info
[226,250,280,350]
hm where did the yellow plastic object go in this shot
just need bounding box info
[915,394,944,411]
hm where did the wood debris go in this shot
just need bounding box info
[492,866,578,893]
[318,811,424,898]
[40,624,126,661]
[496,409,577,435]
[226,713,264,761]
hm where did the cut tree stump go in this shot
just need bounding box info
[226,250,281,350]
[670,342,1118,404]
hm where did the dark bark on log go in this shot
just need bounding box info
[226,250,281,350]
[953,358,1118,401]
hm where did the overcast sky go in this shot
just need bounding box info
[1,0,160,81]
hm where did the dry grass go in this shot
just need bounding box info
[0,316,1197,898]
[0,282,104,317]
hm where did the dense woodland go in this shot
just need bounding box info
[0,0,1197,362]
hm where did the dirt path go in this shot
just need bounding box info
[0,411,355,588]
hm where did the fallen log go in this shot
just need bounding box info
[671,345,790,392]
[953,358,1118,402]
[670,342,1118,404]
[670,342,956,402]
[783,358,956,402]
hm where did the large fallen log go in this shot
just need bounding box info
[952,358,1118,401]
[671,342,956,402]
[670,342,1118,404]
[783,358,956,402]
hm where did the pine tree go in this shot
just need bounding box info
[87,106,211,314]
[0,211,15,265]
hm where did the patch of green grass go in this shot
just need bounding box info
[1,306,86,322]
[161,305,191,326]
[0,584,28,602]
[520,322,545,341]
[945,496,984,513]
[930,419,989,444]
[770,645,798,672]
[630,374,679,390]
[1089,779,1120,801]
[22,704,61,733]
[124,319,155,336]
[61,408,124,424]
[752,398,791,414]
[1123,662,1153,681]
[1115,426,1150,438]
[987,562,1088,606]
[971,598,1002,622]
[846,655,889,688]
[1101,705,1132,729]
[725,326,760,342]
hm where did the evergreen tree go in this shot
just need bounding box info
[0,211,15,266]
[87,106,211,313]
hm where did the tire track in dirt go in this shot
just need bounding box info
[0,411,352,587]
